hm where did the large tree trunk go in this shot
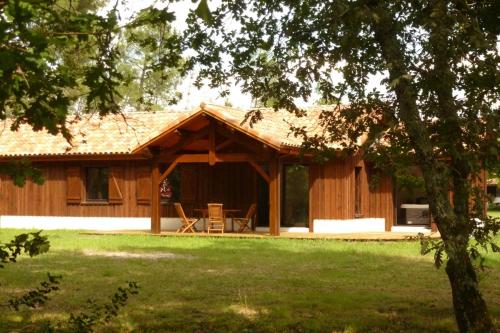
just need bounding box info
[367,2,497,331]
[445,243,495,333]
[431,184,496,332]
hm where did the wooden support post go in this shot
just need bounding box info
[209,121,216,166]
[269,156,280,236]
[151,150,161,234]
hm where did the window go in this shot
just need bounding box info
[86,167,109,202]
[394,170,429,225]
[355,167,362,217]
[282,164,309,228]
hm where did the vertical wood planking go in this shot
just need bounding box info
[2,157,398,232]
[268,157,280,235]
[176,163,257,218]
[308,158,395,229]
[151,153,161,233]
[0,161,152,218]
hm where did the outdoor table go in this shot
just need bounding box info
[194,208,241,232]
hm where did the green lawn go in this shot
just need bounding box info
[489,210,500,218]
[0,229,499,333]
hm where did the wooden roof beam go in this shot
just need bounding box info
[215,126,266,154]
[248,160,270,183]
[159,158,180,183]
[216,137,236,151]
[161,153,270,163]
[159,127,209,160]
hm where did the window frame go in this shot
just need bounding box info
[281,163,310,228]
[84,166,110,203]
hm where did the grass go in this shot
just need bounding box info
[0,229,499,333]
[489,209,500,218]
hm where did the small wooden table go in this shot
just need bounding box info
[194,208,241,232]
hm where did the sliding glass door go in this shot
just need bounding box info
[282,164,309,228]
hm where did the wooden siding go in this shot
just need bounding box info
[135,165,152,205]
[367,170,395,231]
[175,163,258,218]
[0,161,152,218]
[1,157,394,230]
[66,166,82,204]
[309,157,394,230]
[0,161,259,220]
[309,159,352,220]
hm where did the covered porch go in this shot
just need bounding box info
[135,106,283,235]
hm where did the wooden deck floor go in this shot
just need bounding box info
[83,230,441,241]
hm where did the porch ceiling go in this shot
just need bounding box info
[156,119,273,164]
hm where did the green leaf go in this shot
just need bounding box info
[434,248,443,269]
[195,0,212,23]
[492,243,500,252]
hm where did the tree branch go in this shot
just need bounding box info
[367,1,456,233]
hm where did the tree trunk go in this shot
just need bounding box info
[367,2,497,331]
[444,238,496,333]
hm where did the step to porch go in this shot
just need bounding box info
[391,225,432,233]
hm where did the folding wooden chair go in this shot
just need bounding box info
[207,203,225,233]
[174,203,199,233]
[233,203,257,233]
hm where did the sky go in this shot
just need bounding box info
[107,0,386,111]
[111,0,253,111]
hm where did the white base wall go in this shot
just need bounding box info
[0,215,151,231]
[0,215,247,232]
[256,220,386,234]
[1,216,390,233]
[313,218,386,233]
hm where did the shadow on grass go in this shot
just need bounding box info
[1,236,499,333]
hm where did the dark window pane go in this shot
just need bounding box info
[282,165,309,227]
[86,167,109,201]
[394,168,429,225]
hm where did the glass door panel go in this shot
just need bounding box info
[282,165,309,228]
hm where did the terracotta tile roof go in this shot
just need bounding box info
[0,103,344,157]
[207,103,368,149]
[0,111,195,157]
[201,103,341,149]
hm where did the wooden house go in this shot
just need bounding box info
[0,103,436,235]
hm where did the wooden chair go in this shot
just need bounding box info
[174,203,198,233]
[233,203,257,233]
[207,203,225,233]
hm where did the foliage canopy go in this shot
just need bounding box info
[185,1,499,332]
